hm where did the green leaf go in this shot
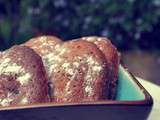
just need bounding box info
[0,19,11,46]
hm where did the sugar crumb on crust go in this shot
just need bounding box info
[17,73,31,85]
[24,35,62,56]
[97,38,102,41]
[84,55,103,96]
[0,57,32,106]
[39,36,47,42]
[41,44,71,77]
[0,97,13,106]
[20,97,28,104]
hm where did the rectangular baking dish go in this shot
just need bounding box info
[0,65,153,120]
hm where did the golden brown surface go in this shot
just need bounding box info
[24,36,63,95]
[81,36,120,99]
[25,35,62,56]
[0,46,49,106]
[50,40,110,102]
[24,35,119,103]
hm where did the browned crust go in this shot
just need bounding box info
[51,40,110,102]
[80,36,120,99]
[24,35,62,56]
[0,45,49,106]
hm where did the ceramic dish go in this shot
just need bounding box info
[0,65,153,120]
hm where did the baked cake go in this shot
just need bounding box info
[24,35,120,103]
[24,35,120,102]
[24,35,63,99]
[46,40,110,102]
[25,35,62,56]
[0,46,49,106]
[81,36,120,99]
[25,36,62,75]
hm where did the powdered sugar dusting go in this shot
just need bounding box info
[20,97,28,104]
[0,57,32,106]
[39,36,47,42]
[84,55,102,96]
[62,54,102,97]
[40,42,103,98]
[85,36,97,42]
[85,86,93,95]
[42,45,69,76]
[17,73,31,85]
[0,97,13,106]
[97,38,102,41]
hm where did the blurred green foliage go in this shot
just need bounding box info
[0,0,160,50]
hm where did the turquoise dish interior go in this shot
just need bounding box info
[116,65,145,101]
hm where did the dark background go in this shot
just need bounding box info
[0,0,160,85]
